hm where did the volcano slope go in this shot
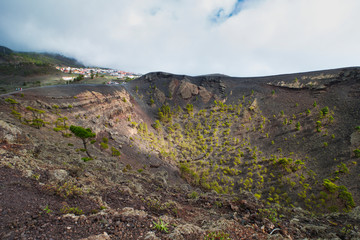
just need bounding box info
[1,68,360,239]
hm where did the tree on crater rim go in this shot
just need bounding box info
[70,125,96,159]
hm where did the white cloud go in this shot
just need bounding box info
[0,0,359,76]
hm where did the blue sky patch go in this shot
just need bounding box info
[211,0,245,23]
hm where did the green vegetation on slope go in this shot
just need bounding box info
[129,92,355,214]
[0,46,83,77]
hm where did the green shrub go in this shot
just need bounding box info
[188,191,199,199]
[11,110,22,120]
[179,162,191,174]
[214,201,223,208]
[336,162,349,174]
[152,120,162,131]
[122,164,132,172]
[186,104,194,115]
[82,157,92,162]
[338,186,355,210]
[26,106,47,128]
[46,181,83,198]
[111,147,121,156]
[354,149,360,158]
[320,106,329,116]
[258,208,283,223]
[316,121,322,132]
[63,133,72,138]
[53,127,61,132]
[100,142,109,149]
[43,205,52,214]
[328,206,338,212]
[5,98,18,109]
[277,158,291,167]
[323,179,338,193]
[158,105,173,123]
[316,121,322,127]
[61,206,83,215]
[204,231,230,240]
[254,193,261,200]
[153,219,168,233]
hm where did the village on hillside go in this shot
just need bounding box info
[56,66,141,82]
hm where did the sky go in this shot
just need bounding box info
[0,0,360,77]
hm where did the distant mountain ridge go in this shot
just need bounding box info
[0,45,84,76]
[0,46,12,55]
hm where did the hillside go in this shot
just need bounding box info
[0,67,360,239]
[0,46,84,72]
[0,46,84,94]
